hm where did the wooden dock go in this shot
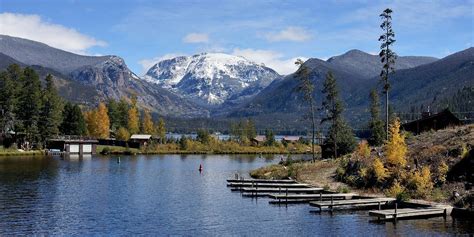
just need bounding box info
[227,182,310,188]
[235,187,323,193]
[369,207,447,221]
[310,197,395,211]
[226,179,296,184]
[269,193,357,204]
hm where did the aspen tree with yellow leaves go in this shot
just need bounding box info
[127,100,140,134]
[141,109,154,134]
[384,118,407,168]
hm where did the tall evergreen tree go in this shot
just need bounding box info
[117,97,130,128]
[39,74,63,142]
[264,129,276,146]
[321,71,356,158]
[295,58,317,161]
[379,8,397,140]
[155,118,166,144]
[245,119,257,141]
[368,89,385,146]
[60,102,87,135]
[18,67,42,145]
[107,99,120,131]
[0,65,20,137]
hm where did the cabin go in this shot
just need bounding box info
[401,109,462,135]
[281,136,301,144]
[47,137,99,154]
[129,134,152,147]
[251,135,267,146]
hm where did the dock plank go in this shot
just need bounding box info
[226,179,296,184]
[310,198,395,211]
[369,208,446,220]
[227,182,310,188]
[238,187,323,193]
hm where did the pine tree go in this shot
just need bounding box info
[321,71,356,158]
[155,118,166,144]
[107,99,120,131]
[379,8,397,140]
[39,74,63,142]
[117,97,130,128]
[0,65,20,137]
[18,67,42,145]
[368,89,385,146]
[264,129,275,146]
[61,102,86,135]
[141,109,154,134]
[295,58,317,161]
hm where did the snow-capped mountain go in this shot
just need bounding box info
[143,53,281,105]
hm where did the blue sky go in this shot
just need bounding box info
[1,0,472,74]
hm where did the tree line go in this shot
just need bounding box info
[0,65,166,149]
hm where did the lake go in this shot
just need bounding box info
[0,155,472,236]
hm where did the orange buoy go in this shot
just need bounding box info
[199,164,203,172]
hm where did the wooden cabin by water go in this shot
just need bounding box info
[401,109,462,134]
[47,137,99,154]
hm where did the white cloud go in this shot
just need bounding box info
[138,53,184,74]
[262,26,312,42]
[232,48,306,75]
[183,33,209,43]
[0,12,106,54]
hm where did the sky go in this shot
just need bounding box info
[0,0,472,75]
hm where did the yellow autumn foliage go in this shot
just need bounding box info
[84,102,110,139]
[127,106,140,134]
[372,157,388,183]
[384,118,407,167]
[355,140,371,160]
[141,109,154,134]
[407,166,433,198]
[116,127,130,141]
[386,180,405,198]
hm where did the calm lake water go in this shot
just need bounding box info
[0,155,472,236]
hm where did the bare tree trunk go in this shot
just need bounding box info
[386,89,389,140]
[310,100,316,161]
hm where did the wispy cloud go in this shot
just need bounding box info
[0,12,106,54]
[183,33,209,43]
[232,48,306,75]
[262,27,312,42]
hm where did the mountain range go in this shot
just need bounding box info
[1,34,472,130]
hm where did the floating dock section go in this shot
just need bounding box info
[369,207,447,221]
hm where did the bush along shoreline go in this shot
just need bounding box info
[250,123,473,207]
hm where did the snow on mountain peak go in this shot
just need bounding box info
[143,52,280,105]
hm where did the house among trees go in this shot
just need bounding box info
[401,109,462,134]
[47,136,99,155]
[129,134,152,147]
[281,136,301,143]
[251,135,266,146]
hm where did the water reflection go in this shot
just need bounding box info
[0,155,472,235]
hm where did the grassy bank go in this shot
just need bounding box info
[0,146,45,156]
[98,140,315,155]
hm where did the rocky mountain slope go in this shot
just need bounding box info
[227,48,473,130]
[0,35,206,117]
[143,53,281,106]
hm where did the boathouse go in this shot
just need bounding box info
[130,134,152,147]
[401,109,462,134]
[47,137,99,154]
